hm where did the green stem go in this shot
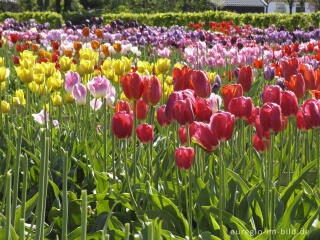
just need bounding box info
[124,223,130,240]
[103,98,107,172]
[288,119,292,183]
[21,155,28,220]
[19,218,25,240]
[124,139,138,209]
[12,127,23,227]
[5,172,12,240]
[317,130,320,189]
[188,167,193,240]
[112,132,116,184]
[80,190,87,240]
[219,142,225,237]
[133,100,137,185]
[62,149,69,240]
[35,132,46,240]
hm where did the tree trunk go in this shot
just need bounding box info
[266,4,269,13]
[64,0,71,11]
[289,3,293,13]
[37,0,43,11]
[56,0,61,12]
[44,0,49,10]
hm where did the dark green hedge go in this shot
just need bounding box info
[0,11,63,28]
[101,11,320,30]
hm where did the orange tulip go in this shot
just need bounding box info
[39,49,46,59]
[310,90,320,99]
[101,44,109,57]
[298,64,316,90]
[91,40,100,50]
[64,49,73,57]
[32,44,39,52]
[285,73,306,99]
[82,27,90,37]
[113,43,122,53]
[221,84,243,111]
[73,41,82,52]
[95,29,103,39]
[315,69,320,90]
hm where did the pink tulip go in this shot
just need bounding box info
[88,75,115,105]
[65,71,81,94]
[90,98,102,111]
[72,83,87,105]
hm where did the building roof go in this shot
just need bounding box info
[224,0,267,7]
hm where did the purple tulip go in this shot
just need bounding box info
[264,66,275,81]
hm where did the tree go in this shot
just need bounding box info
[285,0,295,13]
[209,0,224,10]
[264,0,273,13]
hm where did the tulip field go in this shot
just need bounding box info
[2,17,320,239]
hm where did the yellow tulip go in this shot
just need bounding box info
[1,100,10,113]
[0,67,9,82]
[39,82,52,96]
[207,72,217,84]
[120,92,129,101]
[59,56,73,72]
[93,69,101,77]
[15,66,33,84]
[121,57,133,73]
[79,48,98,65]
[64,93,74,104]
[0,57,4,67]
[137,61,153,75]
[42,62,56,78]
[20,50,36,61]
[166,76,173,85]
[34,73,45,84]
[1,82,5,91]
[13,89,26,106]
[19,58,34,69]
[70,64,77,72]
[51,92,62,107]
[48,71,63,90]
[113,59,125,76]
[78,59,94,76]
[28,81,39,93]
[155,58,171,75]
[174,63,184,69]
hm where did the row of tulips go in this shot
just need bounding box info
[1,18,320,239]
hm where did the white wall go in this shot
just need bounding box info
[267,2,314,13]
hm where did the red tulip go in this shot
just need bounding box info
[51,41,60,51]
[115,100,131,114]
[142,76,161,106]
[210,111,235,142]
[247,106,260,126]
[301,99,320,129]
[179,122,202,145]
[16,44,21,52]
[315,69,320,90]
[228,96,253,120]
[13,56,20,65]
[173,99,194,125]
[309,90,320,99]
[136,123,154,144]
[112,112,133,139]
[280,91,298,117]
[133,99,149,121]
[194,97,215,123]
[260,103,282,133]
[296,110,310,131]
[253,134,269,153]
[282,58,298,81]
[172,66,192,91]
[190,70,211,98]
[221,84,243,111]
[122,72,144,100]
[10,34,18,44]
[263,85,281,105]
[165,89,196,122]
[156,105,171,127]
[285,73,306,99]
[175,147,195,170]
[237,66,253,92]
[298,64,316,90]
[255,116,270,140]
[192,123,219,152]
